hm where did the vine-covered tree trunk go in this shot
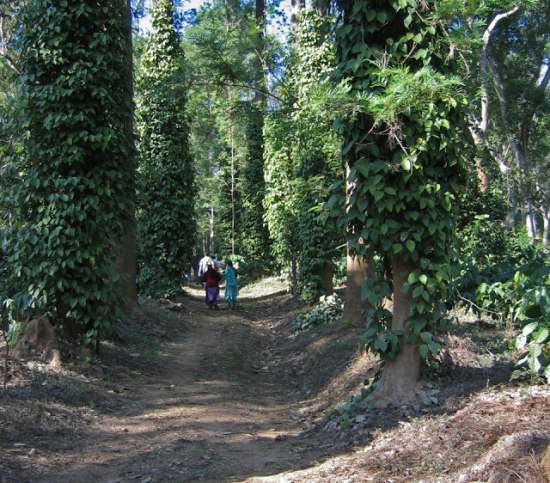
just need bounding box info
[241,106,270,264]
[290,0,305,39]
[343,163,374,325]
[376,256,421,404]
[117,0,138,311]
[274,10,343,302]
[14,0,137,348]
[317,262,334,296]
[237,0,270,264]
[335,0,471,405]
[136,0,196,297]
[544,208,550,246]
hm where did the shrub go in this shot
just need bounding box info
[510,264,550,383]
[221,254,266,288]
[293,294,343,332]
[470,259,549,383]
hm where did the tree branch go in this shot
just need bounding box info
[475,6,522,179]
[214,80,283,102]
[479,6,520,134]
[0,13,20,74]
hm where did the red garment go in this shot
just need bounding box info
[200,267,221,288]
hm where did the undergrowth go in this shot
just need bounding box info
[294,294,343,332]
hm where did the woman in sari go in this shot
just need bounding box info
[200,262,221,310]
[223,259,238,309]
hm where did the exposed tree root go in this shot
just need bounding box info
[458,430,550,482]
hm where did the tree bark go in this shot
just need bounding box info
[525,201,537,239]
[472,7,521,192]
[481,7,527,227]
[373,255,421,405]
[117,213,138,312]
[254,0,266,106]
[0,5,20,74]
[343,160,374,325]
[342,247,374,325]
[317,262,334,297]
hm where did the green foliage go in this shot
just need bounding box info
[514,318,550,384]
[240,106,271,264]
[0,292,30,387]
[361,306,404,362]
[136,0,196,297]
[294,294,343,332]
[183,1,280,261]
[455,179,549,383]
[456,208,547,310]
[220,253,263,287]
[263,111,300,273]
[488,2,550,235]
[421,387,441,407]
[451,0,550,241]
[458,214,511,270]
[334,0,473,362]
[264,11,344,300]
[0,296,25,349]
[471,260,550,383]
[7,0,134,346]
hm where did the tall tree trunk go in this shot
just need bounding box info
[482,7,524,227]
[117,0,138,312]
[342,247,374,325]
[224,0,239,19]
[472,7,520,193]
[230,117,236,255]
[525,201,537,239]
[291,256,298,290]
[117,210,138,312]
[374,256,421,405]
[317,262,334,296]
[313,0,331,16]
[343,162,374,325]
[254,0,266,106]
[209,207,215,254]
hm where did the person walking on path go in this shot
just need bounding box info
[198,252,212,287]
[223,259,238,309]
[212,255,222,271]
[200,262,221,310]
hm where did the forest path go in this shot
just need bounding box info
[3,281,550,482]
[32,284,336,483]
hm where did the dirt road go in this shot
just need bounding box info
[1,283,354,482]
[2,280,549,483]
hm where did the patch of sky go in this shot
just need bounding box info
[132,0,291,41]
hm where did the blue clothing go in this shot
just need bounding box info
[224,266,238,308]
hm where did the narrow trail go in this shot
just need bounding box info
[29,285,339,483]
